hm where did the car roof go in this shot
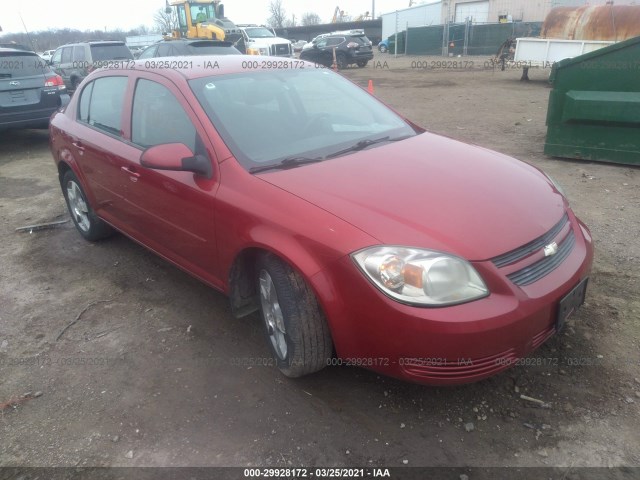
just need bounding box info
[149,39,234,47]
[58,41,126,47]
[91,55,318,81]
[0,47,38,54]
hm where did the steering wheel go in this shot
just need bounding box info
[301,113,332,136]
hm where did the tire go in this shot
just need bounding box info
[336,53,348,70]
[62,170,113,241]
[379,45,387,53]
[357,60,368,68]
[256,253,333,377]
[70,77,80,92]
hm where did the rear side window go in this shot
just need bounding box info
[131,79,196,151]
[73,46,86,62]
[61,47,73,63]
[80,76,128,135]
[326,37,345,47]
[89,44,133,61]
[0,52,48,78]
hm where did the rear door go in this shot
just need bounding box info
[70,75,135,226]
[0,51,58,127]
[120,73,219,281]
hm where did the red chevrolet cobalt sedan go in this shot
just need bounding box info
[49,56,593,385]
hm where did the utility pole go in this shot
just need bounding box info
[372,0,375,19]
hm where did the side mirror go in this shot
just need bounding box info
[140,143,212,179]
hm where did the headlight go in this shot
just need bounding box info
[259,48,269,55]
[352,246,488,307]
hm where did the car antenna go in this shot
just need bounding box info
[18,13,46,73]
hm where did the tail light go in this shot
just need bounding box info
[347,42,360,49]
[45,74,66,91]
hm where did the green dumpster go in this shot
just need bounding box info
[544,35,640,165]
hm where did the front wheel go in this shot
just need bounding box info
[257,253,333,377]
[62,170,113,241]
[379,45,387,53]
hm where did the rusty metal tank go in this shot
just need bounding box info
[542,5,640,41]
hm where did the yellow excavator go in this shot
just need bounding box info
[164,0,241,42]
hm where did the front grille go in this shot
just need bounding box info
[507,230,575,286]
[400,348,518,380]
[492,213,569,268]
[270,43,291,56]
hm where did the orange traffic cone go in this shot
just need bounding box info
[367,79,374,94]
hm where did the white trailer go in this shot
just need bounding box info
[513,37,614,79]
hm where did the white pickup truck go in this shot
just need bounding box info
[513,38,614,80]
[236,24,293,57]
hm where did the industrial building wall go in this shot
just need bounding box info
[381,2,443,40]
[443,0,640,24]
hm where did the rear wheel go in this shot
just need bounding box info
[336,53,348,70]
[357,60,368,68]
[62,170,113,241]
[379,44,388,53]
[70,77,80,92]
[256,253,333,377]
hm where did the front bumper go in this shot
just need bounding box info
[310,214,594,385]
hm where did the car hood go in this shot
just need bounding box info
[258,133,566,261]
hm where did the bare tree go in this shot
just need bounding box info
[153,7,179,35]
[301,12,321,26]
[267,0,287,29]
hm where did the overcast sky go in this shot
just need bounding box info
[1,0,437,34]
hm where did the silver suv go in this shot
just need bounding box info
[50,41,133,91]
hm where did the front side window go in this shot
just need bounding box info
[131,79,197,151]
[80,76,127,135]
[50,48,62,65]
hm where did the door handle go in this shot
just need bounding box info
[121,166,141,179]
[71,141,85,152]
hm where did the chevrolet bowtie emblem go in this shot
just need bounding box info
[543,242,559,257]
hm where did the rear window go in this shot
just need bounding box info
[186,42,239,55]
[350,35,371,45]
[0,51,48,78]
[89,44,133,61]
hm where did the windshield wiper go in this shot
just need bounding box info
[325,135,413,159]
[250,156,324,174]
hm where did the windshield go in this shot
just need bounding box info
[191,4,216,23]
[245,27,275,38]
[189,69,416,170]
[0,51,49,78]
